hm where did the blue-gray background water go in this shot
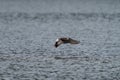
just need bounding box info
[0,0,120,80]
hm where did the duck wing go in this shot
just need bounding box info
[69,38,80,44]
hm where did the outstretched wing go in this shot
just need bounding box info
[69,38,80,44]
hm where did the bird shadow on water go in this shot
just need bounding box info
[54,55,100,62]
[52,49,95,61]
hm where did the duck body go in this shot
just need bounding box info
[54,37,80,48]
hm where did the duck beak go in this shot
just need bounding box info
[54,42,58,48]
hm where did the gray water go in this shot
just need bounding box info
[0,0,120,80]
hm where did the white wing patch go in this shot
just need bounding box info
[56,38,59,42]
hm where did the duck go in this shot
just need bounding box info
[54,37,80,48]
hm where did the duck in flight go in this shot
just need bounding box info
[54,37,80,48]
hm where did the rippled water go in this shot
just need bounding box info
[0,12,120,80]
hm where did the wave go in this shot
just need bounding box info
[0,12,120,21]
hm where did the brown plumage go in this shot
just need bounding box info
[54,37,80,48]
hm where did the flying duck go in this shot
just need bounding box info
[54,37,80,48]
